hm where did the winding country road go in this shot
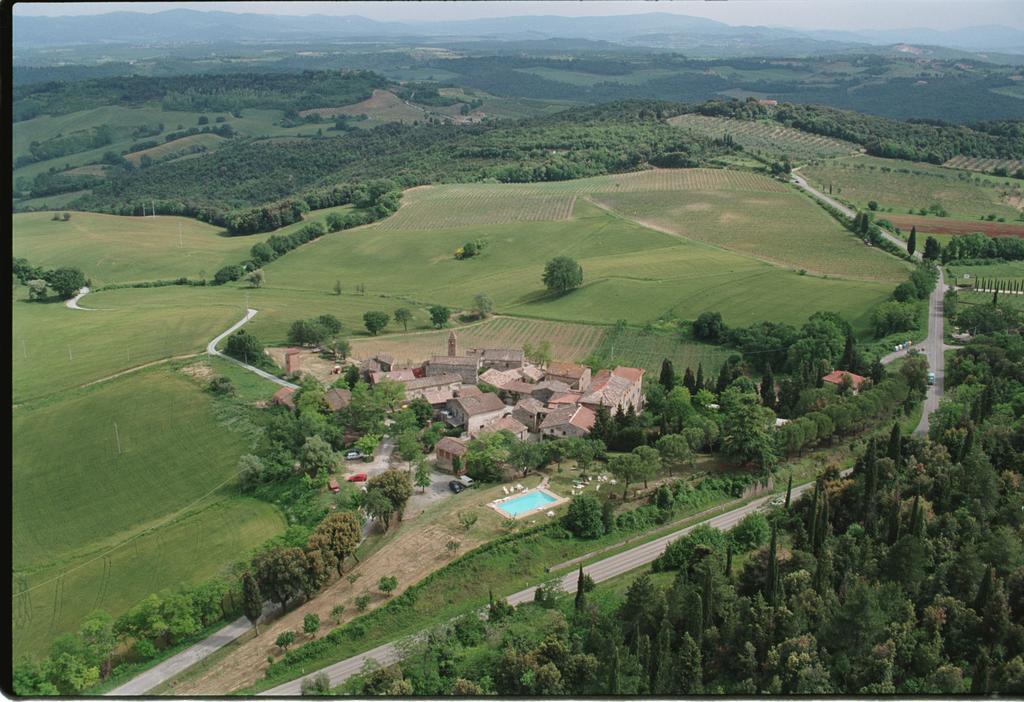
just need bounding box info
[66,286,97,310]
[206,308,298,390]
[792,170,947,436]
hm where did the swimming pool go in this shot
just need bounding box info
[495,489,559,517]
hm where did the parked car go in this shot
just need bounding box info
[346,473,367,482]
[448,480,465,494]
[927,372,936,386]
[344,450,364,460]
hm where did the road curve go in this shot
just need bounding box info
[66,286,97,310]
[263,481,822,696]
[207,308,298,390]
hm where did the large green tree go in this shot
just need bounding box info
[542,256,583,294]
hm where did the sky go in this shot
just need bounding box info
[12,1,1024,31]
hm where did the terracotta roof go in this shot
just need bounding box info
[455,385,482,398]
[376,353,395,364]
[519,365,545,382]
[479,368,517,388]
[271,387,296,409]
[503,380,537,395]
[479,348,524,363]
[611,366,645,383]
[548,391,583,406]
[420,387,455,405]
[324,388,351,411]
[436,436,468,456]
[429,355,480,367]
[546,361,588,379]
[581,373,633,407]
[450,392,506,416]
[370,368,417,384]
[822,370,867,388]
[540,404,595,432]
[478,415,528,437]
[405,373,461,391]
[514,397,545,415]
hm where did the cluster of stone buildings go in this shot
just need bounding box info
[362,331,647,470]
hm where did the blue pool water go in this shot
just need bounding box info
[500,490,557,517]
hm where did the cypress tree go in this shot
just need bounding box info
[993,289,999,306]
[974,566,995,613]
[683,366,696,394]
[887,422,902,467]
[766,523,779,607]
[242,571,263,635]
[607,643,621,694]
[959,428,975,462]
[784,473,793,510]
[971,649,991,694]
[637,634,652,693]
[659,358,675,390]
[760,362,776,409]
[575,565,586,611]
[702,565,714,628]
[863,454,879,533]
[908,494,922,538]
[907,226,917,255]
[652,619,673,693]
[695,363,705,392]
[840,333,857,371]
[808,480,820,548]
[677,632,704,693]
[725,542,733,578]
[886,483,902,545]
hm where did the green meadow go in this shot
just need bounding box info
[12,366,284,656]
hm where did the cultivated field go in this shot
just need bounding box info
[669,114,860,162]
[943,155,1024,174]
[12,367,284,656]
[265,196,896,335]
[589,189,909,283]
[802,155,1022,221]
[885,214,1024,238]
[123,133,227,166]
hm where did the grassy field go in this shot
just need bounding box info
[668,114,859,163]
[262,194,895,334]
[589,188,909,283]
[802,155,1023,221]
[12,204,354,287]
[11,285,242,403]
[123,133,227,166]
[298,89,426,124]
[945,260,1024,288]
[12,366,284,656]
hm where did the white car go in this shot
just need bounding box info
[769,496,785,507]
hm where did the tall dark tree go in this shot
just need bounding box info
[887,422,902,467]
[784,473,793,510]
[923,235,941,260]
[682,367,697,395]
[659,358,675,391]
[907,226,917,256]
[695,363,705,392]
[759,362,776,409]
[766,523,780,607]
[242,571,263,635]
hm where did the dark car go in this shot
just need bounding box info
[448,480,465,494]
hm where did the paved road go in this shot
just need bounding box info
[262,481,821,696]
[207,308,298,390]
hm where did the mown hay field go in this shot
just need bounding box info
[12,205,353,286]
[802,155,1022,221]
[12,367,284,656]
[668,114,859,162]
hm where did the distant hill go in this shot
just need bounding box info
[13,9,1024,57]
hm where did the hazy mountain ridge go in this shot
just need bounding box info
[13,9,1024,56]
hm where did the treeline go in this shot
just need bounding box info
[13,257,87,300]
[941,232,1024,263]
[71,102,733,217]
[16,124,114,167]
[13,69,389,121]
[696,98,1024,162]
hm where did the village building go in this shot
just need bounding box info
[512,397,548,432]
[544,361,591,390]
[478,367,519,390]
[822,370,868,394]
[283,348,302,376]
[540,404,596,439]
[475,415,529,441]
[580,366,646,414]
[435,436,469,472]
[530,379,572,404]
[359,352,397,379]
[271,386,297,411]
[519,364,545,383]
[403,373,461,406]
[474,348,525,371]
[454,385,483,398]
[369,368,418,385]
[547,391,583,408]
[445,392,509,434]
[324,387,352,412]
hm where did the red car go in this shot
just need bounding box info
[346,473,367,482]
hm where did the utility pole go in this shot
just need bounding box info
[178,222,183,248]
[152,200,156,218]
[114,422,122,455]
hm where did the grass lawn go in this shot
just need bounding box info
[802,155,1021,221]
[12,366,284,656]
[264,195,896,335]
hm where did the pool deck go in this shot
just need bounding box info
[489,486,568,520]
